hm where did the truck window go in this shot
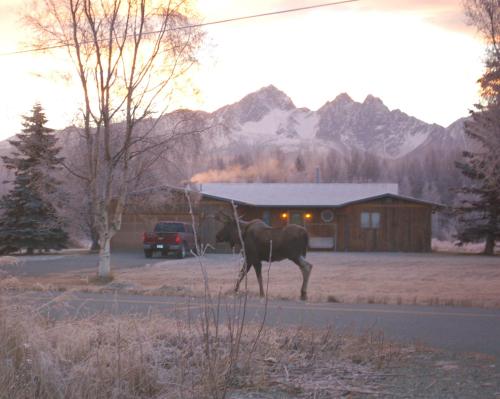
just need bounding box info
[154,222,185,233]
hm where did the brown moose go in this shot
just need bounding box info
[215,213,313,300]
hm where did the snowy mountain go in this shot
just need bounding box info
[0,84,468,187]
[192,85,464,160]
[0,85,465,162]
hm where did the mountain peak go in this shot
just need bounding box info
[227,85,295,124]
[250,85,295,109]
[362,95,388,111]
[318,92,354,112]
[332,92,353,105]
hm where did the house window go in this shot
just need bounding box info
[290,212,304,226]
[262,210,271,225]
[361,212,371,228]
[320,209,334,223]
[360,212,381,229]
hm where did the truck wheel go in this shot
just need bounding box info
[144,250,153,258]
[177,243,187,259]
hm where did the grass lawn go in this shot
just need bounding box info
[2,251,499,308]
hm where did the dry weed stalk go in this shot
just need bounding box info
[0,293,402,399]
[181,193,276,398]
[183,191,250,398]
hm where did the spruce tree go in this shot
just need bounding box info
[455,41,500,254]
[0,104,68,254]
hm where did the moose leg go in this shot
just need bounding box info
[235,261,252,293]
[292,256,313,300]
[253,261,265,297]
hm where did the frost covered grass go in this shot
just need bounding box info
[3,251,500,308]
[432,239,500,254]
[0,294,400,399]
[101,252,500,308]
[0,256,22,268]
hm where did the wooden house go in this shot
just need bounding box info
[111,183,441,252]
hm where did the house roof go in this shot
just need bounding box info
[199,183,405,207]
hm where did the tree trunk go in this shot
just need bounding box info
[89,221,101,251]
[90,238,100,251]
[98,234,111,278]
[483,233,495,255]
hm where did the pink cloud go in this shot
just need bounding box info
[360,0,472,33]
[270,0,473,34]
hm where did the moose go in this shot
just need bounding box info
[215,213,313,300]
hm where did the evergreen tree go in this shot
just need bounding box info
[294,154,306,173]
[455,101,500,254]
[454,1,500,254]
[0,104,68,254]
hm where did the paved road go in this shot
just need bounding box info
[3,251,174,276]
[11,291,500,359]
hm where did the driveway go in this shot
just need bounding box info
[3,250,169,276]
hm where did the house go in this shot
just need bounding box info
[111,183,441,252]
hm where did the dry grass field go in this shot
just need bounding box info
[0,294,405,399]
[2,252,500,398]
[2,251,499,308]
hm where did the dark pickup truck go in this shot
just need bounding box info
[143,221,195,258]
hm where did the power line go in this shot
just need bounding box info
[1,0,361,57]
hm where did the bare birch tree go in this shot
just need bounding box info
[26,0,204,277]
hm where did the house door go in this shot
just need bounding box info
[290,211,304,226]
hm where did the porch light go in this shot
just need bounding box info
[304,213,312,220]
[280,212,288,219]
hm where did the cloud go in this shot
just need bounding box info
[267,0,474,34]
[360,0,473,33]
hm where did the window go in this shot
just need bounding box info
[154,222,184,233]
[320,209,334,223]
[290,212,304,226]
[360,212,381,229]
[262,210,271,225]
[361,212,370,228]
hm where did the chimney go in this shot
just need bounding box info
[315,167,322,183]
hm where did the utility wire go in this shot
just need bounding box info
[1,0,361,56]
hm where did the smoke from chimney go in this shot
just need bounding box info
[190,159,292,184]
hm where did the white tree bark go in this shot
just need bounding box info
[98,233,111,277]
[26,0,204,278]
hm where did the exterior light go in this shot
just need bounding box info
[281,212,288,219]
[304,213,312,220]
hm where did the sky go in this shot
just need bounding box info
[0,0,487,141]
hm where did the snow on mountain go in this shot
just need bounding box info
[315,93,442,158]
[0,140,10,152]
[199,85,459,160]
[0,85,465,162]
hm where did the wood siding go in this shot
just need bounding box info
[335,198,432,252]
[112,193,433,253]
[111,213,195,251]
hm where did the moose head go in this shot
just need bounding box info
[214,211,244,248]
